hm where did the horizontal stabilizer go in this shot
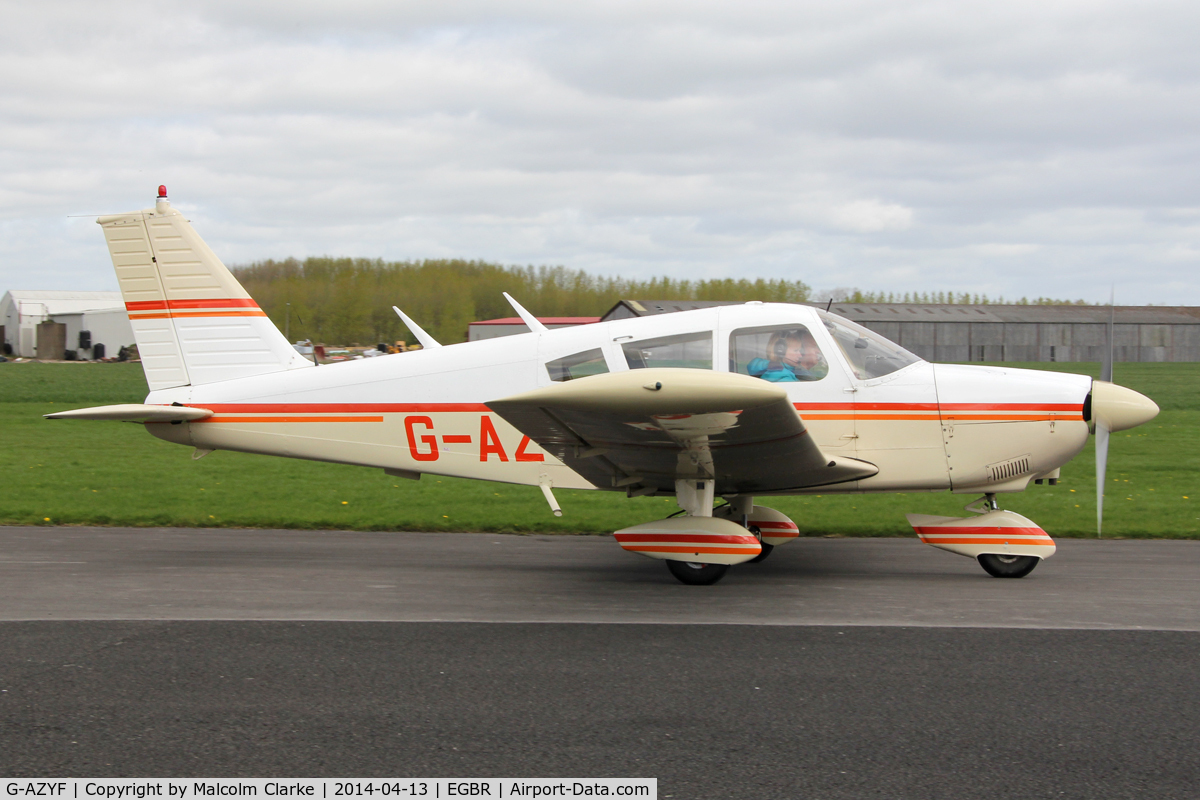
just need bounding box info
[45,404,213,422]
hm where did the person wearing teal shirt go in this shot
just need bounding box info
[747,330,825,382]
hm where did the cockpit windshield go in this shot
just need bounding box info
[817,309,922,380]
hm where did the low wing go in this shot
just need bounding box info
[487,368,877,495]
[44,404,213,422]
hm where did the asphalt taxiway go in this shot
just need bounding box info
[1,527,1198,628]
[1,527,1197,798]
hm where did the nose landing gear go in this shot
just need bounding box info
[977,553,1040,578]
[666,560,730,585]
[907,494,1056,579]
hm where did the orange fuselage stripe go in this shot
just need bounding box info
[794,402,1082,411]
[198,416,385,423]
[195,403,492,413]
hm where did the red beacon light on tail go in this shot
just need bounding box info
[155,185,170,213]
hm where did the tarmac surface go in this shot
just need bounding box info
[1,526,1198,798]
[1,527,1198,628]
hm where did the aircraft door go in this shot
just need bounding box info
[848,364,950,490]
[815,311,950,491]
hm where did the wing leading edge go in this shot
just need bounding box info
[486,368,877,496]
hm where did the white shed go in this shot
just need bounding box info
[1,290,132,358]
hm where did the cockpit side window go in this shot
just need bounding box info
[546,348,609,382]
[817,310,922,379]
[730,325,828,383]
[622,332,713,370]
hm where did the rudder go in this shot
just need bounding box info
[97,187,311,390]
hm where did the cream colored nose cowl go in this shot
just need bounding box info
[1090,381,1160,432]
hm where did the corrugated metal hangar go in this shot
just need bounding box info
[600,301,1200,363]
[1,290,135,359]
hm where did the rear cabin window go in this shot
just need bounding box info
[730,325,828,383]
[622,332,713,370]
[546,348,609,382]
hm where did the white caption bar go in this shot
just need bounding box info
[3,780,655,800]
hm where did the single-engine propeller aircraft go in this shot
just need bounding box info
[48,187,1161,584]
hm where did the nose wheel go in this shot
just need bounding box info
[666,560,730,585]
[977,553,1040,578]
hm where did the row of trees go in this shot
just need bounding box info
[232,256,1091,346]
[233,257,813,346]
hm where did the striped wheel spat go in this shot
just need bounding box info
[613,517,763,565]
[906,511,1057,560]
[751,518,800,541]
[913,525,1054,548]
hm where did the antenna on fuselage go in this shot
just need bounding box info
[392,307,442,349]
[503,292,548,332]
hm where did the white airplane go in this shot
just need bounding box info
[48,187,1160,585]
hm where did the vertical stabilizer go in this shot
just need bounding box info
[97,187,311,390]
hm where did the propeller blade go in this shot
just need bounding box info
[1095,419,1109,537]
[1097,287,1114,536]
[1102,288,1114,383]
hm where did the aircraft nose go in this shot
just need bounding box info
[1089,381,1159,432]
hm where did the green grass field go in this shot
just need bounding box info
[1,360,1196,537]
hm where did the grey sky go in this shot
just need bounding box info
[3,0,1199,303]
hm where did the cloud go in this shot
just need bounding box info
[0,0,1198,303]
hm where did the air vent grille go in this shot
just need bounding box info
[987,455,1031,483]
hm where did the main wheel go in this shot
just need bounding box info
[977,553,1040,578]
[747,541,774,563]
[666,560,730,585]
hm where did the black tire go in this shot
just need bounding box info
[977,553,1040,578]
[666,560,730,585]
[747,542,774,563]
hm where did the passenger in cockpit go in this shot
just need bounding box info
[747,330,825,382]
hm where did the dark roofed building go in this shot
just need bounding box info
[600,300,741,320]
[600,300,1200,363]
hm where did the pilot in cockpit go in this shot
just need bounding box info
[747,329,826,382]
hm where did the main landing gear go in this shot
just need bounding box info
[611,484,801,585]
[747,543,775,563]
